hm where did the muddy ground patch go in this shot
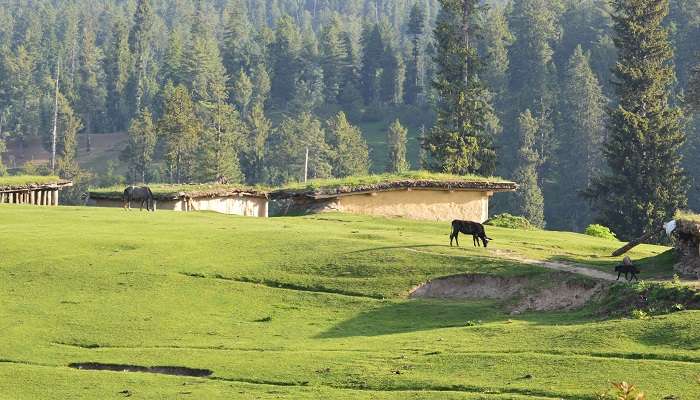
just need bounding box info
[69,362,213,377]
[409,273,607,313]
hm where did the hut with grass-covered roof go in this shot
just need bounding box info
[88,184,269,217]
[0,176,73,206]
[270,172,517,222]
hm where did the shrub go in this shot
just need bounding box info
[630,309,650,320]
[584,224,618,240]
[485,213,533,230]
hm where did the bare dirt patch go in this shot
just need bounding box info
[68,362,213,377]
[409,273,607,313]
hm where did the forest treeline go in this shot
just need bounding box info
[0,0,698,238]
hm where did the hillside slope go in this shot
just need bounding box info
[0,206,697,399]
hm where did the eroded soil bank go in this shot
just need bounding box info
[409,273,606,313]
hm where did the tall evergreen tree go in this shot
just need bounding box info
[55,92,83,176]
[158,84,202,183]
[122,108,156,183]
[505,0,560,175]
[162,27,187,86]
[422,0,498,176]
[233,69,254,118]
[270,16,302,105]
[326,112,370,177]
[78,16,106,144]
[104,18,131,131]
[380,42,405,105]
[405,2,425,105]
[197,101,244,183]
[320,16,347,104]
[387,119,410,173]
[513,110,545,228]
[360,24,384,105]
[128,0,156,114]
[479,6,513,108]
[553,46,606,231]
[587,0,688,239]
[244,103,272,184]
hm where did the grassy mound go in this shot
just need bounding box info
[0,175,62,187]
[0,206,697,399]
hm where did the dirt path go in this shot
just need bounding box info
[403,248,619,281]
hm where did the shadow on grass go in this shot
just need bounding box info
[344,244,453,254]
[316,299,589,338]
[551,249,677,279]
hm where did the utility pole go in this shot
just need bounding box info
[304,147,309,183]
[51,60,60,173]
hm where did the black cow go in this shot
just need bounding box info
[450,220,492,247]
[123,186,154,211]
[614,264,640,281]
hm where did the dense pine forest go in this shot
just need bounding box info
[0,0,698,237]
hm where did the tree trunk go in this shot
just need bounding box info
[462,0,472,86]
[611,226,665,257]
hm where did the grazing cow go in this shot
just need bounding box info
[450,220,492,247]
[614,257,639,281]
[123,186,154,211]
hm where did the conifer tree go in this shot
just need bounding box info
[251,63,271,108]
[479,6,513,108]
[387,119,410,173]
[405,2,425,105]
[587,0,688,239]
[197,101,244,183]
[128,0,156,114]
[55,92,83,176]
[505,0,559,175]
[78,17,106,142]
[162,27,187,86]
[326,112,370,177]
[121,108,156,183]
[158,84,202,183]
[234,69,253,118]
[554,46,606,231]
[104,18,131,131]
[380,42,405,105]
[244,103,272,184]
[320,16,347,104]
[513,110,545,228]
[270,16,302,105]
[422,0,498,176]
[360,24,384,105]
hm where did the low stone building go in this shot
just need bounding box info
[88,186,269,217]
[270,179,517,222]
[0,178,73,206]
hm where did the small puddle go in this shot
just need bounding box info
[69,362,213,377]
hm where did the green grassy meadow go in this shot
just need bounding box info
[1,205,699,399]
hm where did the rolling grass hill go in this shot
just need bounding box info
[1,206,698,399]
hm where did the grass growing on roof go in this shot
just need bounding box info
[91,182,271,198]
[281,170,509,190]
[0,175,62,187]
[1,206,697,399]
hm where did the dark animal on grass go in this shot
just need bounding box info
[123,186,154,211]
[614,261,640,281]
[450,220,492,247]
